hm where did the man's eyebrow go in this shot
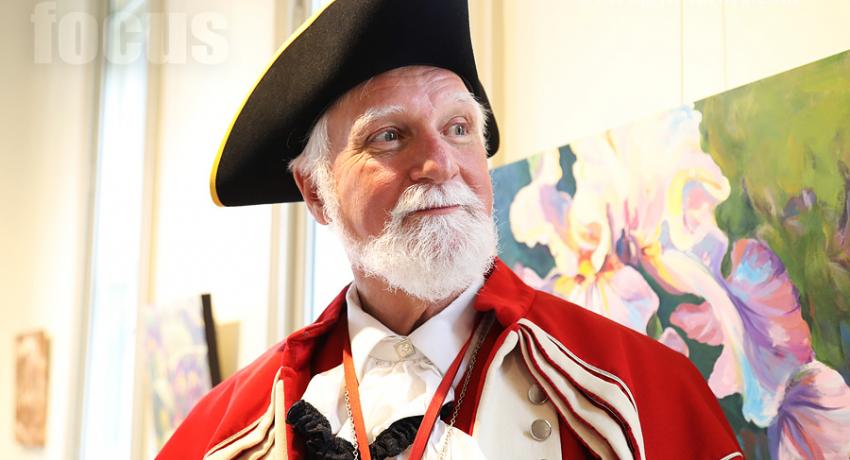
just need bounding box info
[449,91,478,106]
[349,105,404,135]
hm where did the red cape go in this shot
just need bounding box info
[159,259,740,459]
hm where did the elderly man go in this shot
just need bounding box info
[160,0,743,459]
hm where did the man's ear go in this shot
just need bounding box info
[292,169,331,225]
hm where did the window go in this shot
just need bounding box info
[304,220,353,321]
[78,1,150,457]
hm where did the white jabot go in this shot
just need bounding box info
[301,279,487,460]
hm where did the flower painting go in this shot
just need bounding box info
[492,50,850,459]
[144,294,221,449]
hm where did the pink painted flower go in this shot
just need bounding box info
[511,262,557,293]
[671,239,814,426]
[509,150,658,333]
[768,361,850,459]
[510,106,732,336]
[657,327,689,357]
[568,105,731,282]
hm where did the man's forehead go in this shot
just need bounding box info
[354,91,478,118]
[345,91,474,137]
[338,66,474,112]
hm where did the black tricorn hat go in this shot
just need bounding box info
[210,0,500,206]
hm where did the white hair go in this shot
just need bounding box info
[288,114,340,223]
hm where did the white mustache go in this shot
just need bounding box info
[390,181,482,219]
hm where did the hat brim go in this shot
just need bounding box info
[210,0,500,206]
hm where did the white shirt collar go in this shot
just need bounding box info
[346,278,483,379]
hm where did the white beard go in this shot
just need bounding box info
[322,177,498,303]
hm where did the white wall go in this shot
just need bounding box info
[479,0,850,166]
[0,0,100,458]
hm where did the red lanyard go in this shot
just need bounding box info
[341,316,481,460]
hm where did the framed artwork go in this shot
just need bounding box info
[492,50,850,459]
[15,330,50,447]
[144,293,221,448]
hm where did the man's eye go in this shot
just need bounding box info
[449,123,468,136]
[372,129,399,142]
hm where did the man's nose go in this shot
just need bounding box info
[408,133,460,184]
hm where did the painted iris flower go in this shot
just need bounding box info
[497,52,850,459]
[671,238,850,457]
[509,150,659,333]
[509,106,731,336]
[768,361,850,459]
[505,105,850,453]
[670,239,814,426]
[569,106,731,286]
